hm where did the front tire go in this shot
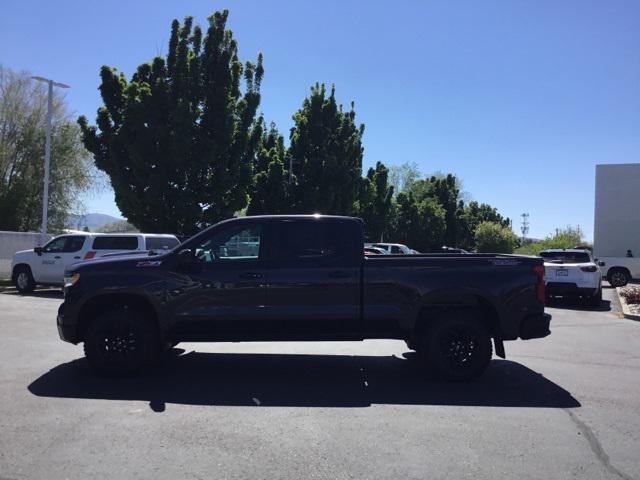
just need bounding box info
[419,311,492,382]
[83,308,160,376]
[13,265,35,294]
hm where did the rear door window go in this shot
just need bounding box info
[145,236,180,251]
[63,236,87,252]
[92,236,139,250]
[272,220,350,261]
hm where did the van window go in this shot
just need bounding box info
[92,236,139,250]
[145,236,180,251]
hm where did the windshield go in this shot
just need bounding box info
[540,252,591,264]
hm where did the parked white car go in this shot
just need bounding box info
[596,256,640,287]
[11,233,179,293]
[540,249,603,306]
[370,243,415,254]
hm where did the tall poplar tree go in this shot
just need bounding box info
[359,161,394,241]
[78,11,263,235]
[288,83,364,214]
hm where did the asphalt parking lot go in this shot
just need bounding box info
[1,287,639,480]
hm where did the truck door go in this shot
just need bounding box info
[170,221,268,337]
[39,235,87,284]
[265,218,361,337]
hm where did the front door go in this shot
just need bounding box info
[169,222,268,338]
[39,235,87,284]
[265,218,361,338]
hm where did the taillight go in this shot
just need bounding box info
[580,265,597,272]
[533,265,545,303]
[83,251,96,260]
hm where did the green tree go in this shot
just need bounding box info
[96,220,139,233]
[359,161,394,241]
[0,65,97,232]
[474,221,518,253]
[457,201,510,250]
[246,122,290,215]
[78,11,263,235]
[389,192,446,252]
[515,226,586,255]
[288,83,364,214]
[406,174,460,246]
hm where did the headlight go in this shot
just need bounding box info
[64,272,80,287]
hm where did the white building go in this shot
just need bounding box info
[594,163,640,258]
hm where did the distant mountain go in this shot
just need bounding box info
[66,213,124,232]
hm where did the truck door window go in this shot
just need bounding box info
[194,225,263,263]
[273,221,347,261]
[62,236,87,252]
[43,237,67,253]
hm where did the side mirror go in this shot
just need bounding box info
[598,261,605,267]
[34,246,43,256]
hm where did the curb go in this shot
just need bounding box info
[616,287,640,321]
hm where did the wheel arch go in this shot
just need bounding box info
[76,292,162,343]
[411,289,504,351]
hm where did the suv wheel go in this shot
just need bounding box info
[13,266,35,294]
[84,308,159,376]
[608,269,630,288]
[420,311,492,382]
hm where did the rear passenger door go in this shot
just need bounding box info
[266,218,361,337]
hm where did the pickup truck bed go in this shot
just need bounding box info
[57,215,550,381]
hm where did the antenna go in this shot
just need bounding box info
[521,213,530,244]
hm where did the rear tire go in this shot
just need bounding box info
[13,265,35,294]
[608,269,630,288]
[419,311,492,382]
[83,308,160,376]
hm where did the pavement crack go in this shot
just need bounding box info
[564,409,637,480]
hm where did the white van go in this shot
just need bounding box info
[10,233,179,293]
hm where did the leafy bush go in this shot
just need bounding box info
[620,286,640,305]
[515,226,589,256]
[474,221,518,253]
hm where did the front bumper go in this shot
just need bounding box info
[520,313,551,340]
[57,302,79,344]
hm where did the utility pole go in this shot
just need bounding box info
[520,213,530,244]
[30,76,70,244]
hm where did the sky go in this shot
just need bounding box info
[1,0,639,240]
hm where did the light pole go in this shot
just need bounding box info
[31,76,70,244]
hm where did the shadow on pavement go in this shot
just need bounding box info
[29,351,580,411]
[3,289,63,299]
[546,298,611,312]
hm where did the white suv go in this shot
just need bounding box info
[11,233,179,293]
[540,249,603,306]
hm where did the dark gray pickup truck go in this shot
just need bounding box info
[58,215,550,381]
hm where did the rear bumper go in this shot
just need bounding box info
[546,282,598,297]
[520,313,551,340]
